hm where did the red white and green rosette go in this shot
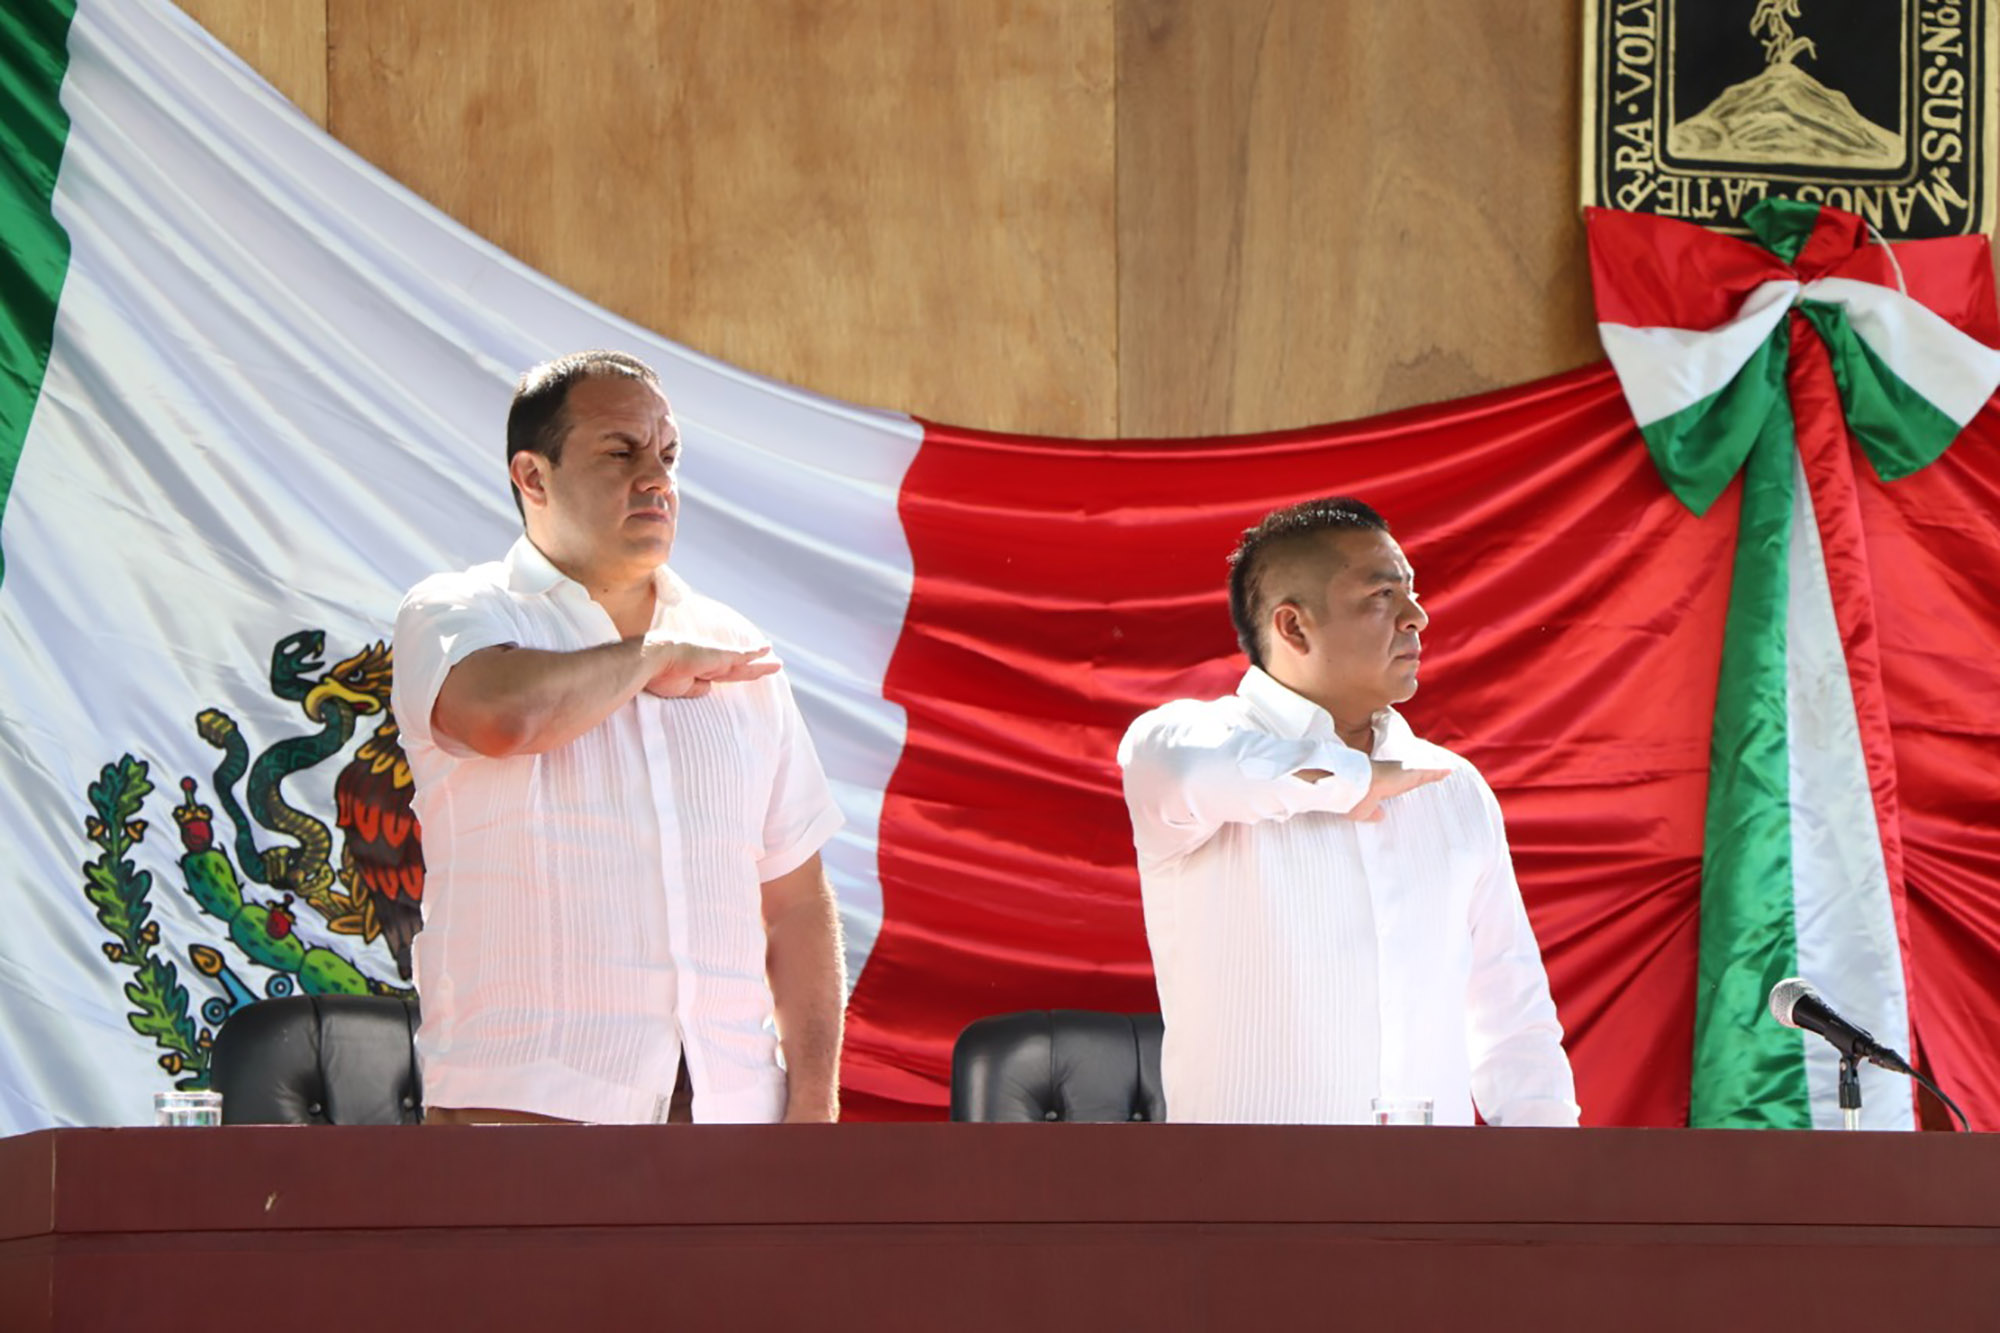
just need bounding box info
[1589,200,2000,1129]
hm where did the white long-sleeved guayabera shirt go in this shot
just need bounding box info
[1118,667,1578,1127]
[392,537,843,1125]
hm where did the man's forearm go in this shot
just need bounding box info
[1119,713,1375,859]
[433,636,669,758]
[764,872,846,1122]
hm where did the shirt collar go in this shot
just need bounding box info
[1236,665,1411,757]
[1237,666,1339,741]
[503,535,568,594]
[502,535,690,612]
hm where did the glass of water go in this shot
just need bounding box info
[1370,1097,1434,1126]
[154,1090,224,1127]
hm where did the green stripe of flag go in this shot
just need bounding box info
[1635,323,1797,518]
[1797,300,1964,482]
[0,0,79,588]
[1745,197,1821,265]
[1680,322,1813,1129]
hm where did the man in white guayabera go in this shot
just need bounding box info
[392,350,845,1126]
[1118,497,1579,1126]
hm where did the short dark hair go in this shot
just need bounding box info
[505,350,662,515]
[1226,496,1390,668]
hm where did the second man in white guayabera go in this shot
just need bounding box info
[393,351,846,1127]
[1119,497,1579,1127]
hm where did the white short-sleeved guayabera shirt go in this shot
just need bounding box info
[391,537,843,1124]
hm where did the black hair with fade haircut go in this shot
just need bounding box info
[505,349,662,516]
[1226,496,1390,669]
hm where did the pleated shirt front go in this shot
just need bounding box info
[1119,667,1577,1127]
[392,538,842,1124]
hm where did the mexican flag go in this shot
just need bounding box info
[5,0,1999,1134]
[1589,203,2000,1129]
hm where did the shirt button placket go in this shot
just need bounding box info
[635,625,690,1112]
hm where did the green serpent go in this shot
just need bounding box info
[196,629,357,900]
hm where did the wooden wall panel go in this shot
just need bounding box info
[174,0,328,126]
[1116,0,1598,435]
[176,1,1614,439]
[324,0,1118,437]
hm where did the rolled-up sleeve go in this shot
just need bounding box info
[391,572,519,760]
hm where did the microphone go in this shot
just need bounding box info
[1767,977,1913,1075]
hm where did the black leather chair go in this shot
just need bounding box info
[209,994,424,1125]
[950,1010,1166,1122]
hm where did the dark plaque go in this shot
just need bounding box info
[1583,0,1996,237]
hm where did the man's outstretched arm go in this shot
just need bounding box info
[432,636,777,758]
[1119,702,1446,860]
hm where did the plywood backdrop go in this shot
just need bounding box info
[180,0,1601,437]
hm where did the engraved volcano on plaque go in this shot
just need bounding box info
[1671,62,1903,168]
[1583,0,1993,238]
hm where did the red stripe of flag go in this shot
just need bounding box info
[1585,207,1788,331]
[841,364,1735,1126]
[1790,233,2000,1129]
[1869,402,2000,1131]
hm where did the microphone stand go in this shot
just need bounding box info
[1769,979,1974,1130]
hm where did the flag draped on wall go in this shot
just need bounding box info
[0,0,922,1130]
[1587,203,2000,1129]
[2,0,1997,1135]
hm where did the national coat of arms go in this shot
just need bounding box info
[79,630,423,1088]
